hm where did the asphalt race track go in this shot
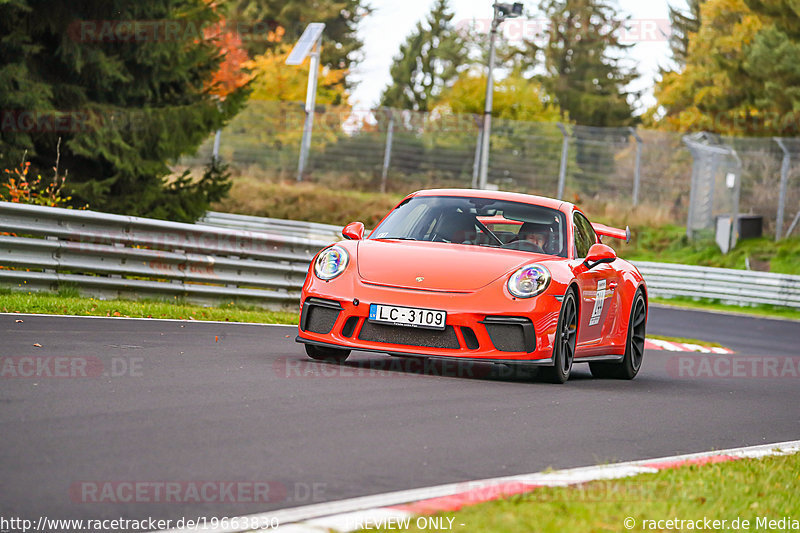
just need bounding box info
[1,306,799,527]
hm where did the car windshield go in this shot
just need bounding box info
[369,196,568,257]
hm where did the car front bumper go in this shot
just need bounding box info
[296,278,562,363]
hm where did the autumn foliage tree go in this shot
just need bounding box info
[650,0,800,136]
[246,45,348,104]
[436,71,564,123]
[225,0,367,96]
[205,19,253,100]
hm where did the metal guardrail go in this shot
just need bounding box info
[199,211,342,242]
[0,202,337,309]
[2,202,799,309]
[634,261,800,309]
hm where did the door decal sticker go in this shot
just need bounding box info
[589,279,606,326]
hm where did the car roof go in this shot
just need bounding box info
[408,188,571,212]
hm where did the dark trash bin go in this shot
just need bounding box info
[737,215,763,240]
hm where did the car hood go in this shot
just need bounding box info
[356,239,549,292]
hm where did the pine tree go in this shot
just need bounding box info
[668,0,706,68]
[539,0,637,127]
[380,0,468,112]
[0,0,249,221]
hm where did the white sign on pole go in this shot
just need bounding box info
[286,23,325,65]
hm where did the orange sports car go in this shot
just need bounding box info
[296,189,647,383]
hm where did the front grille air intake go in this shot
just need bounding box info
[300,298,342,334]
[358,322,460,349]
[460,327,480,350]
[480,316,535,353]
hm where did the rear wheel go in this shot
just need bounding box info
[540,290,577,384]
[304,344,351,363]
[590,290,646,380]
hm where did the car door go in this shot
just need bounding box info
[573,212,621,355]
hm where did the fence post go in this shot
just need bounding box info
[556,122,569,200]
[629,127,643,206]
[212,129,222,161]
[788,210,800,237]
[729,151,742,252]
[380,110,395,194]
[472,115,483,189]
[682,132,736,243]
[684,138,700,239]
[773,137,790,241]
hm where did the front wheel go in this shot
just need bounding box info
[590,289,647,380]
[304,344,351,363]
[540,290,577,384]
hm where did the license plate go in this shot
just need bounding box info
[369,304,446,330]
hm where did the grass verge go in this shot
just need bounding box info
[652,296,800,321]
[364,452,800,533]
[620,224,800,276]
[212,178,404,227]
[0,288,298,325]
[646,333,725,348]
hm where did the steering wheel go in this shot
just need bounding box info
[501,240,545,253]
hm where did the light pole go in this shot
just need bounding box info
[477,2,523,190]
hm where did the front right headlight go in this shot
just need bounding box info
[314,245,349,280]
[507,264,551,298]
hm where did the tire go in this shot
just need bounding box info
[304,344,351,363]
[590,289,647,380]
[540,290,577,384]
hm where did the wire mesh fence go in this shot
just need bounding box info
[176,100,800,241]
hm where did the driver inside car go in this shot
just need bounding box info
[515,222,553,253]
[523,229,548,250]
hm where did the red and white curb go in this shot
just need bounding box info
[644,338,733,354]
[160,440,800,533]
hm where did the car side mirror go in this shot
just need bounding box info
[342,221,365,240]
[584,243,617,270]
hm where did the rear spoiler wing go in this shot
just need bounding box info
[592,223,631,243]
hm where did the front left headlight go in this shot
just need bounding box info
[507,264,551,298]
[314,245,349,280]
